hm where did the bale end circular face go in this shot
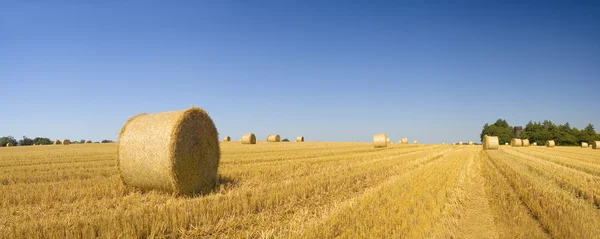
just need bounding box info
[373,133,387,148]
[118,107,220,196]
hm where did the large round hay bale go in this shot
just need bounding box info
[468,141,473,145]
[401,138,408,144]
[53,140,61,145]
[511,138,522,147]
[483,135,499,150]
[581,142,588,148]
[242,133,256,144]
[118,107,220,195]
[373,133,387,148]
[266,134,281,142]
[62,139,71,145]
[296,136,304,142]
[522,139,530,147]
[592,141,600,149]
[546,140,555,148]
[223,136,231,142]
[413,140,418,144]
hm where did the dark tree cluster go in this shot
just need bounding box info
[481,119,600,146]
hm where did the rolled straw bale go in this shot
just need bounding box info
[386,138,390,143]
[296,136,304,142]
[592,141,600,149]
[401,138,408,144]
[505,142,509,145]
[483,135,499,150]
[532,142,538,146]
[223,136,231,142]
[468,141,473,145]
[511,138,522,147]
[581,142,588,148]
[452,143,456,145]
[413,140,418,144]
[62,139,71,145]
[522,139,530,147]
[242,133,256,144]
[373,133,387,148]
[546,140,555,148]
[118,107,220,195]
[5,143,12,147]
[458,141,463,145]
[53,140,61,145]
[267,134,281,142]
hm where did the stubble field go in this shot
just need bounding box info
[1,143,599,238]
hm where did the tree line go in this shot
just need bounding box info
[0,136,114,147]
[480,119,600,146]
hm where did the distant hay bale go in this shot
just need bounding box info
[386,138,390,143]
[468,141,473,145]
[242,133,256,144]
[511,138,522,147]
[592,141,600,149]
[532,142,537,146]
[401,138,408,144]
[223,136,231,142]
[5,143,12,147]
[546,140,555,148]
[483,135,499,150]
[413,140,418,144]
[118,107,220,195]
[296,136,304,142]
[267,134,281,142]
[581,142,588,148]
[522,139,530,147]
[373,133,387,148]
[505,142,509,145]
[62,139,71,145]
[53,140,61,145]
[452,143,456,145]
[458,141,463,145]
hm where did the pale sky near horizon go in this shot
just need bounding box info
[1,1,599,143]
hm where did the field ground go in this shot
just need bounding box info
[1,143,599,238]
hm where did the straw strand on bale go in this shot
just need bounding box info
[546,140,556,148]
[267,134,281,142]
[242,133,256,144]
[296,136,304,142]
[483,135,499,150]
[118,107,220,195]
[373,133,387,148]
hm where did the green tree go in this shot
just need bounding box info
[0,136,19,147]
[480,119,513,145]
[19,136,35,146]
[33,137,53,145]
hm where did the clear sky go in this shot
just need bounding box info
[1,1,599,143]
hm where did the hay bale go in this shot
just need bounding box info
[223,136,231,142]
[242,133,256,144]
[546,140,555,148]
[5,143,12,147]
[532,142,537,146]
[505,142,509,145]
[468,141,473,145]
[62,139,71,145]
[413,140,418,144]
[581,142,588,148]
[483,135,499,150]
[458,141,463,145]
[401,138,408,144]
[267,134,281,142]
[522,139,530,147]
[452,143,457,145]
[511,138,522,147]
[53,140,61,145]
[592,141,600,149]
[296,136,304,142]
[373,133,387,148]
[118,107,220,195]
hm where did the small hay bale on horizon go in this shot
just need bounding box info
[413,140,418,144]
[5,143,12,147]
[468,141,473,145]
[267,134,281,142]
[532,142,538,146]
[53,140,61,145]
[62,139,71,145]
[546,140,556,148]
[223,136,231,142]
[373,133,387,148]
[401,138,408,144]
[118,107,220,195]
[296,136,304,142]
[458,141,463,145]
[242,133,256,144]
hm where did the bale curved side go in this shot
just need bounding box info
[546,140,556,148]
[118,107,220,195]
[522,139,530,147]
[373,133,387,148]
[483,135,499,150]
[581,142,588,148]
[242,133,256,144]
[267,134,281,142]
[296,136,304,142]
[511,138,522,147]
[592,141,600,149]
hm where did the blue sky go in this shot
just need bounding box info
[1,1,599,143]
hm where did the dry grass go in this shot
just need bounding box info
[0,143,599,238]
